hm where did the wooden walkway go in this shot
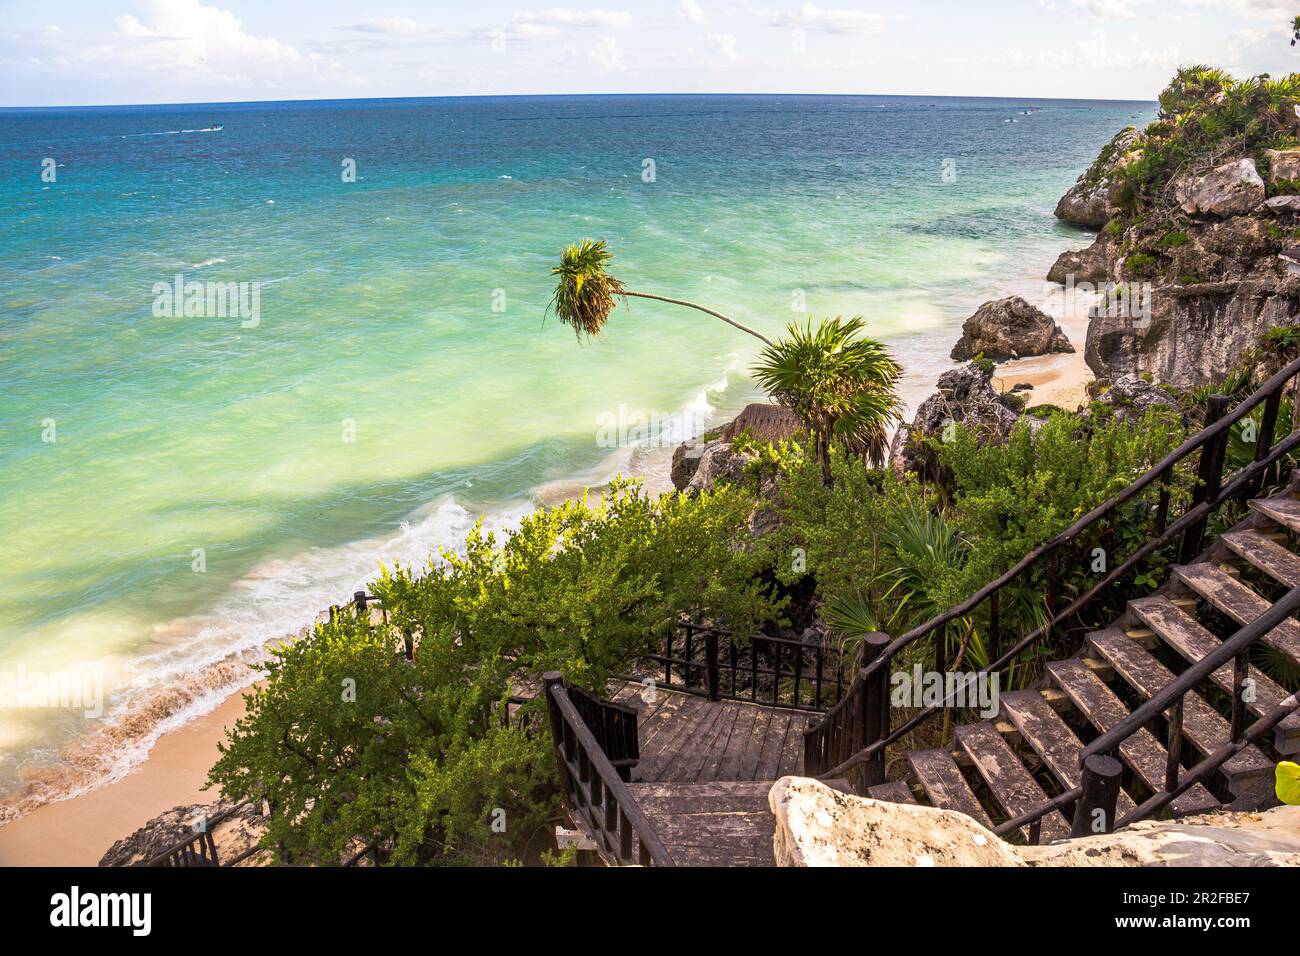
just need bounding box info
[582,684,815,866]
[609,683,811,783]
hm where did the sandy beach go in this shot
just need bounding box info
[0,690,249,866]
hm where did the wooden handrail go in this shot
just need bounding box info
[543,673,673,866]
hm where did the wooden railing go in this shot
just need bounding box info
[810,352,1300,790]
[638,621,850,711]
[543,672,673,866]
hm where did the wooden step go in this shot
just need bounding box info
[1221,529,1300,589]
[1046,659,1220,816]
[1250,494,1300,534]
[906,750,992,828]
[627,781,776,866]
[954,722,1071,842]
[1128,595,1300,753]
[1000,690,1138,818]
[1173,562,1300,665]
[1087,629,1273,794]
[866,781,917,804]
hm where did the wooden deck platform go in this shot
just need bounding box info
[609,683,812,783]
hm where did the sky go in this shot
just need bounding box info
[2,0,1300,106]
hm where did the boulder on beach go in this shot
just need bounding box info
[949,296,1073,362]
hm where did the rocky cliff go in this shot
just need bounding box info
[1051,78,1300,389]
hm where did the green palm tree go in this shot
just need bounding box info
[752,317,903,484]
[548,239,772,345]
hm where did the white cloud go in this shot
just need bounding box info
[344,18,452,37]
[763,2,891,35]
[708,32,738,62]
[1072,0,1136,19]
[512,8,633,39]
[588,34,626,72]
[680,0,710,25]
[109,0,327,79]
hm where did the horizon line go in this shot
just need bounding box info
[0,89,1159,112]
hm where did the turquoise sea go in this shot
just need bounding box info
[0,93,1153,813]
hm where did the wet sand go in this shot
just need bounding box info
[0,690,249,866]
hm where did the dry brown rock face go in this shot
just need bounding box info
[769,777,1300,867]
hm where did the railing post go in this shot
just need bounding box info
[1230,649,1250,742]
[354,590,367,613]
[704,630,720,702]
[1181,394,1231,563]
[1247,389,1282,501]
[1153,464,1172,535]
[1071,753,1122,838]
[1165,696,1184,794]
[860,633,891,788]
[988,591,1000,670]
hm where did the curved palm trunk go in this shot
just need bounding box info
[623,290,773,346]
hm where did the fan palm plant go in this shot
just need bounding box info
[752,317,903,484]
[548,239,772,344]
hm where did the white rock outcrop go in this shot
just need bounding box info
[769,777,1300,867]
[1175,158,1265,218]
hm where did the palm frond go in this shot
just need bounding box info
[548,239,626,338]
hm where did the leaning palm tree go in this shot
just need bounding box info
[752,317,903,484]
[548,239,772,344]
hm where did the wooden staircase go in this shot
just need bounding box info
[865,487,1300,838]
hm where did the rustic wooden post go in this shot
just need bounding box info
[860,633,891,788]
[1153,465,1172,535]
[1181,395,1231,563]
[704,630,720,702]
[1230,649,1250,742]
[354,590,367,612]
[988,590,1001,667]
[1071,754,1122,837]
[1165,696,1184,793]
[1247,389,1282,501]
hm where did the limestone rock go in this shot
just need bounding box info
[671,440,706,490]
[1264,195,1300,214]
[683,441,753,494]
[100,799,265,867]
[889,362,1020,475]
[770,777,1300,867]
[670,403,802,493]
[1047,233,1114,285]
[1174,158,1265,218]
[1089,374,1178,422]
[950,296,1074,362]
[1264,147,1300,184]
[1055,127,1142,227]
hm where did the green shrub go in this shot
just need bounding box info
[209,478,783,865]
